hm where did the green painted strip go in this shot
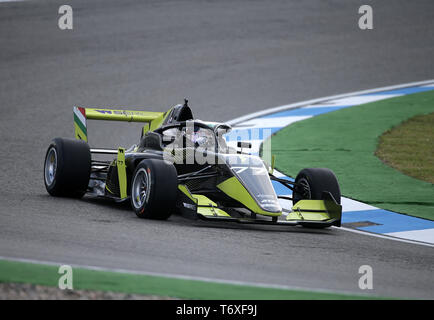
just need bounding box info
[269,90,434,220]
[0,259,386,300]
[73,113,87,135]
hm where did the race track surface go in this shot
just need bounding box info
[0,0,433,298]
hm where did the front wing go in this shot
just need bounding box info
[177,184,342,228]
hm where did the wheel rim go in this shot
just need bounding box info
[44,147,57,186]
[132,168,150,209]
[297,177,311,200]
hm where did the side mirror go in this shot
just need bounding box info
[237,141,252,148]
[237,141,252,154]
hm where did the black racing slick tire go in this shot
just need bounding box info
[130,159,178,220]
[292,168,341,206]
[44,138,91,198]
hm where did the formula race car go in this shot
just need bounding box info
[43,100,342,228]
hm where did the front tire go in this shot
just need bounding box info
[130,159,178,220]
[292,168,341,205]
[44,138,91,198]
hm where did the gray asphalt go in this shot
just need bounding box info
[0,0,433,299]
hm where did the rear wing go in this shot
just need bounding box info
[73,107,168,142]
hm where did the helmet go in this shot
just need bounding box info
[185,126,215,149]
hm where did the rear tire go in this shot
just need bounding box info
[130,159,178,220]
[292,168,341,205]
[44,138,91,198]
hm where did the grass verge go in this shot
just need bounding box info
[269,90,434,220]
[376,112,434,184]
[0,259,382,300]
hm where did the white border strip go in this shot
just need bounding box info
[0,255,381,298]
[227,79,434,125]
[336,227,434,248]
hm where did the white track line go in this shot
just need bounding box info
[385,228,434,244]
[227,79,434,125]
[336,227,434,248]
[0,255,380,297]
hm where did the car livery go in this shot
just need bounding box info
[44,99,342,228]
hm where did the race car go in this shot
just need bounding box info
[43,100,342,228]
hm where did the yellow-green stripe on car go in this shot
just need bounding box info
[287,200,330,221]
[286,199,341,222]
[74,121,87,142]
[84,108,164,123]
[117,148,127,199]
[178,184,197,203]
[149,107,173,131]
[193,194,231,217]
[177,185,231,217]
[217,177,281,217]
